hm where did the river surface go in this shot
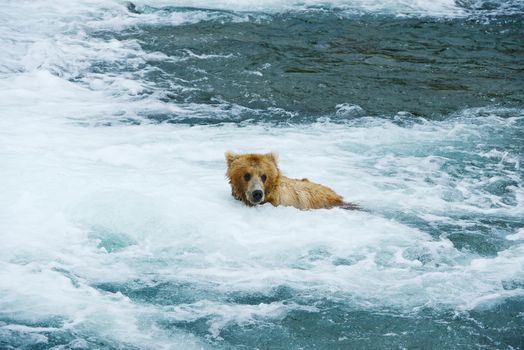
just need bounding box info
[0,0,523,349]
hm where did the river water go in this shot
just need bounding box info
[0,0,523,349]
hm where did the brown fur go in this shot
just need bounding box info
[225,152,358,210]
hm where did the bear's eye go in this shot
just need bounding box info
[261,174,267,182]
[243,173,251,181]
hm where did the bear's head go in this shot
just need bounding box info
[225,152,280,206]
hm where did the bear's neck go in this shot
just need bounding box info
[264,175,284,206]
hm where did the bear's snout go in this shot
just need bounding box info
[251,190,263,203]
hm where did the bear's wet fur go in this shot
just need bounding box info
[225,152,358,210]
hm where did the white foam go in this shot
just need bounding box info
[2,115,523,298]
[0,264,206,348]
[132,0,465,17]
[163,300,318,338]
[507,228,524,241]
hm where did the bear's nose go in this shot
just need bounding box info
[252,190,263,202]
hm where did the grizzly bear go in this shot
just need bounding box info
[225,152,358,210]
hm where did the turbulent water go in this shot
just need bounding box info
[1,0,523,349]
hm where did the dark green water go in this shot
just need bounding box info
[93,8,524,122]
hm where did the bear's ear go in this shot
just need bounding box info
[225,151,238,166]
[266,152,278,165]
